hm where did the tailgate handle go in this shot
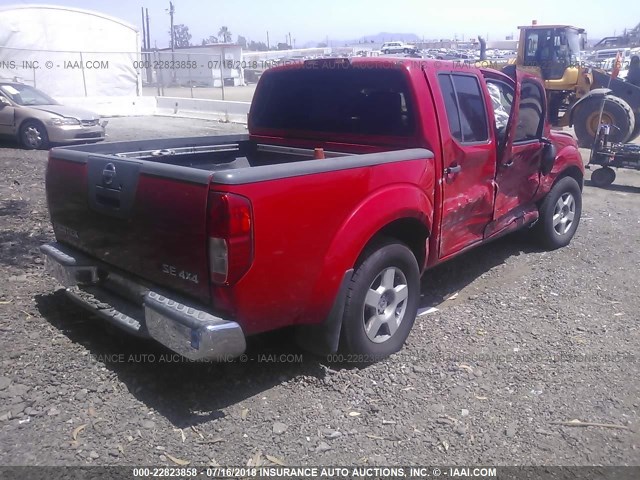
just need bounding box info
[95,187,121,209]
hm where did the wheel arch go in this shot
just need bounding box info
[17,117,47,133]
[355,217,430,272]
[554,165,584,191]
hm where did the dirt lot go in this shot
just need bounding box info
[0,117,639,467]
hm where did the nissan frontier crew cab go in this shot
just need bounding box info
[41,58,585,363]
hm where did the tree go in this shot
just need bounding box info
[237,35,247,48]
[170,24,192,48]
[316,42,328,48]
[218,26,232,43]
[201,35,219,45]
[247,41,268,51]
[276,42,291,50]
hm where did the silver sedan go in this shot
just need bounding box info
[0,82,107,149]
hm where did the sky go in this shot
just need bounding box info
[1,0,639,48]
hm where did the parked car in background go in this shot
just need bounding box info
[0,82,107,150]
[381,41,417,54]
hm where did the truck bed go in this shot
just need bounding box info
[55,134,350,173]
[47,134,431,307]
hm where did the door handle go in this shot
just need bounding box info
[445,164,462,174]
[503,159,514,168]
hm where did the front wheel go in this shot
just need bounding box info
[339,241,420,362]
[20,120,49,150]
[535,177,582,250]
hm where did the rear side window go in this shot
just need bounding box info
[438,75,462,140]
[251,67,416,136]
[438,74,489,143]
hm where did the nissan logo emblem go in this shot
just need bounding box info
[102,163,116,186]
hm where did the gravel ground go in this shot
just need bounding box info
[0,117,639,467]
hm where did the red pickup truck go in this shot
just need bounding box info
[41,58,584,362]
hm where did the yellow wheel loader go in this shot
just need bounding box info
[504,22,640,147]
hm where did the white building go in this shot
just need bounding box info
[155,44,244,87]
[0,4,140,97]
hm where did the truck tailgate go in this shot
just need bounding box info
[46,152,212,303]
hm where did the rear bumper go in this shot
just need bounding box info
[40,242,246,361]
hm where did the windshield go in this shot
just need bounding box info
[524,27,582,67]
[0,84,59,106]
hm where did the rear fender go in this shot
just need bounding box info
[322,183,432,279]
[297,184,433,352]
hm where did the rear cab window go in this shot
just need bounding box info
[251,65,417,137]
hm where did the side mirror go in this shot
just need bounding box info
[0,97,10,108]
[541,139,557,175]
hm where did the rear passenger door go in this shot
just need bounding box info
[435,73,497,258]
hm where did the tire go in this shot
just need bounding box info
[535,177,582,250]
[628,119,640,143]
[19,120,49,150]
[573,96,635,148]
[590,167,616,187]
[339,241,420,363]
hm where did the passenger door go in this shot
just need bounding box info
[0,95,15,136]
[492,77,545,221]
[435,73,497,258]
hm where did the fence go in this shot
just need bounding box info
[1,46,372,103]
[0,47,255,101]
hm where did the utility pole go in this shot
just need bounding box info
[141,8,146,49]
[168,1,176,84]
[145,8,151,50]
[142,7,153,84]
[169,2,175,50]
[288,32,292,48]
[266,31,270,50]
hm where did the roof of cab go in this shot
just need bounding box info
[265,56,488,75]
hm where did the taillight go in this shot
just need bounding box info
[207,192,253,285]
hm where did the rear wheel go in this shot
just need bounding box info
[590,167,616,187]
[535,177,582,250]
[573,96,634,148]
[19,120,49,150]
[339,241,420,363]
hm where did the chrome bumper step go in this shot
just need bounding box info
[41,242,246,361]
